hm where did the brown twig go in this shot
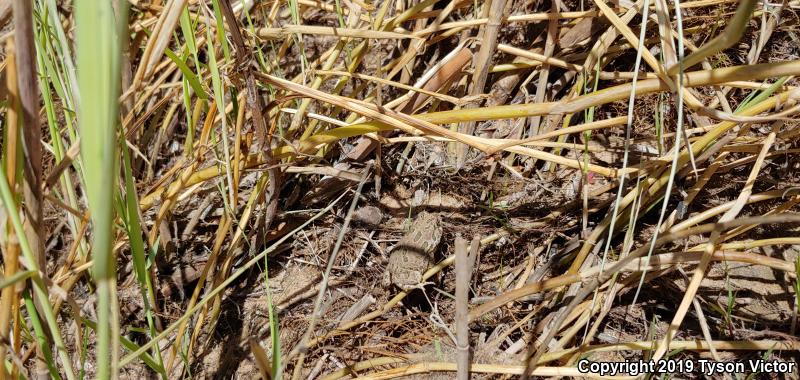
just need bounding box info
[220,0,280,234]
[12,1,48,377]
[454,235,472,380]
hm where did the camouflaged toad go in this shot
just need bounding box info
[382,212,442,290]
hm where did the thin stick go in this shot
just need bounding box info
[454,235,471,380]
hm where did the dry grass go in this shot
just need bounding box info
[1,0,800,378]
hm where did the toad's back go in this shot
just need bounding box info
[384,212,442,290]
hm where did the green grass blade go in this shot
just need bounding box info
[0,270,35,290]
[210,0,231,61]
[735,76,789,112]
[75,0,126,377]
[164,48,208,100]
[179,7,199,67]
[82,319,166,377]
[23,292,61,380]
[262,256,282,380]
[120,137,167,378]
[203,13,235,207]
